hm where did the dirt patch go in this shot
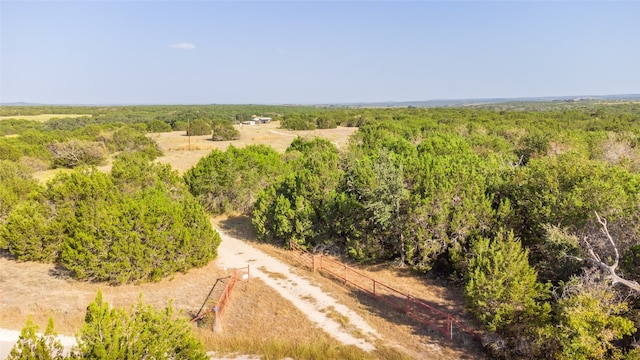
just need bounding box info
[0,253,229,335]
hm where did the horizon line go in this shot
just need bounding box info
[2,93,640,107]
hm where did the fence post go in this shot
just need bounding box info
[449,315,453,340]
[373,280,376,296]
[247,264,250,282]
[213,306,222,333]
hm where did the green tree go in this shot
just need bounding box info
[184,145,284,214]
[73,291,208,360]
[402,133,497,272]
[211,119,240,141]
[0,160,40,221]
[465,231,551,357]
[502,153,640,251]
[552,272,636,360]
[253,138,341,248]
[337,149,409,262]
[146,120,172,133]
[8,317,64,360]
[186,119,211,136]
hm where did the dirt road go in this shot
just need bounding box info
[213,222,380,352]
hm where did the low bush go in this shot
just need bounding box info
[211,119,240,141]
[47,139,107,168]
[186,119,211,136]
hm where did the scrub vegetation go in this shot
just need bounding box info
[2,100,640,358]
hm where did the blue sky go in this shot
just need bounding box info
[1,1,639,104]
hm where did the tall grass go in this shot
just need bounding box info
[195,330,411,360]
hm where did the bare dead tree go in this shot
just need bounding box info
[47,140,106,168]
[568,212,640,293]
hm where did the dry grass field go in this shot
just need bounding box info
[151,121,357,173]
[0,114,90,122]
[1,121,485,359]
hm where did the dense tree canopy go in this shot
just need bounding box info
[0,154,220,284]
[184,144,285,214]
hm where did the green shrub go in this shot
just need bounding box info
[74,292,208,359]
[147,120,172,133]
[280,116,316,130]
[2,161,220,284]
[173,121,188,131]
[186,119,211,136]
[60,187,219,284]
[10,292,208,360]
[0,137,51,162]
[0,200,64,261]
[109,126,162,159]
[185,145,284,214]
[211,119,240,141]
[0,160,40,221]
[7,317,64,360]
[253,138,341,248]
[316,117,337,129]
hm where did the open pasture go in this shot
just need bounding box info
[0,114,90,122]
[151,121,358,174]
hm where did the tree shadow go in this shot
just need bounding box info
[214,214,259,243]
[383,266,470,312]
[48,262,78,280]
[342,281,485,358]
[0,248,14,259]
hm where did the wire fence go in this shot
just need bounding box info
[191,265,250,332]
[288,241,479,342]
